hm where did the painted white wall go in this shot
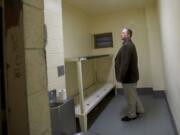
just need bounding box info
[158,0,180,133]
[91,9,152,88]
[62,2,166,91]
[62,2,92,58]
[145,2,165,91]
[65,60,95,97]
[44,0,66,91]
[62,2,95,96]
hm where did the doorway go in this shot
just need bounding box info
[0,5,7,135]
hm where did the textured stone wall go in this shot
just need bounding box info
[4,0,52,135]
[23,0,52,135]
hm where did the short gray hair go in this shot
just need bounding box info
[124,28,133,37]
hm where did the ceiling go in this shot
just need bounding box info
[63,0,156,16]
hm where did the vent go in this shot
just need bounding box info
[57,65,65,77]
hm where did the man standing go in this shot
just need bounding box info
[115,28,144,121]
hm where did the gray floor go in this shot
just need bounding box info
[88,95,176,135]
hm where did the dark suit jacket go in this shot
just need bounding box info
[115,39,139,83]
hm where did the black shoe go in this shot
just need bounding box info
[136,112,144,117]
[121,116,138,122]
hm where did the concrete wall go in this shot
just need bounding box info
[91,9,152,88]
[44,0,66,92]
[4,0,52,134]
[158,0,180,133]
[63,2,116,98]
[145,2,165,91]
[62,2,167,91]
[63,3,153,89]
[62,2,92,58]
[65,60,95,97]
[23,0,52,134]
[62,2,94,97]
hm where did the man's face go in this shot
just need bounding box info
[121,28,129,40]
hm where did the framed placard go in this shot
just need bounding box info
[94,32,113,48]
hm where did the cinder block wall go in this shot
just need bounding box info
[4,0,52,134]
[44,0,66,92]
[23,0,52,135]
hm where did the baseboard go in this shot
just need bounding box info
[116,88,179,135]
[164,93,179,135]
[153,90,166,98]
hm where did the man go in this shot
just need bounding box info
[115,28,144,121]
